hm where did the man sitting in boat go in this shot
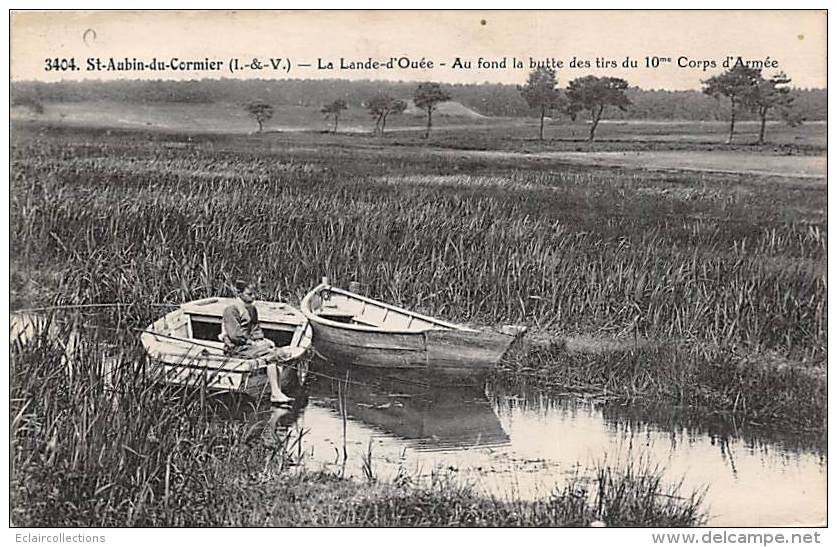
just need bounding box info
[223,280,293,404]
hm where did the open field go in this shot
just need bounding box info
[12,100,827,151]
[10,118,825,525]
[11,101,496,134]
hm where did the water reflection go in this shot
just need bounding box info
[486,379,826,458]
[306,365,509,451]
[270,363,826,526]
[483,380,825,526]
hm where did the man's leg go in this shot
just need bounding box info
[266,362,293,404]
[230,340,294,403]
[257,339,294,403]
[247,338,276,356]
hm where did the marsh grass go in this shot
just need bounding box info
[11,328,301,526]
[11,127,825,350]
[10,124,824,428]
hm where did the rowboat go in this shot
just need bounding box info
[300,280,526,383]
[140,298,312,399]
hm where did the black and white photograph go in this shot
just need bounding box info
[7,9,828,535]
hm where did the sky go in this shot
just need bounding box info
[11,10,828,90]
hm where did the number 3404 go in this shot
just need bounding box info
[44,58,79,71]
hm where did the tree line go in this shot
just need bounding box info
[11,77,826,123]
[517,65,803,143]
[252,66,798,142]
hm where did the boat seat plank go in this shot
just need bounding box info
[189,314,298,333]
[318,311,356,322]
[181,298,305,325]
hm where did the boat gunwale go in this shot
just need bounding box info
[300,283,479,335]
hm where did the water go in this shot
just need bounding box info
[257,364,826,527]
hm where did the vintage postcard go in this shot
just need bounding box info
[8,9,827,536]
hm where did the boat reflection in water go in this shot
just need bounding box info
[304,361,509,451]
[215,359,509,454]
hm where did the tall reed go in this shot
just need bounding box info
[11,126,826,361]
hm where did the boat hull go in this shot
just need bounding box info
[142,348,294,399]
[310,321,512,374]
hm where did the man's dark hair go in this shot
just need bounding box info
[233,279,250,294]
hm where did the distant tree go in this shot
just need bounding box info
[413,82,451,139]
[566,76,631,142]
[364,92,407,136]
[744,72,795,144]
[321,99,348,133]
[780,104,805,129]
[245,102,274,133]
[702,66,761,144]
[518,67,566,140]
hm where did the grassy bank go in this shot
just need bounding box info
[11,333,705,527]
[9,123,825,431]
[494,340,826,433]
